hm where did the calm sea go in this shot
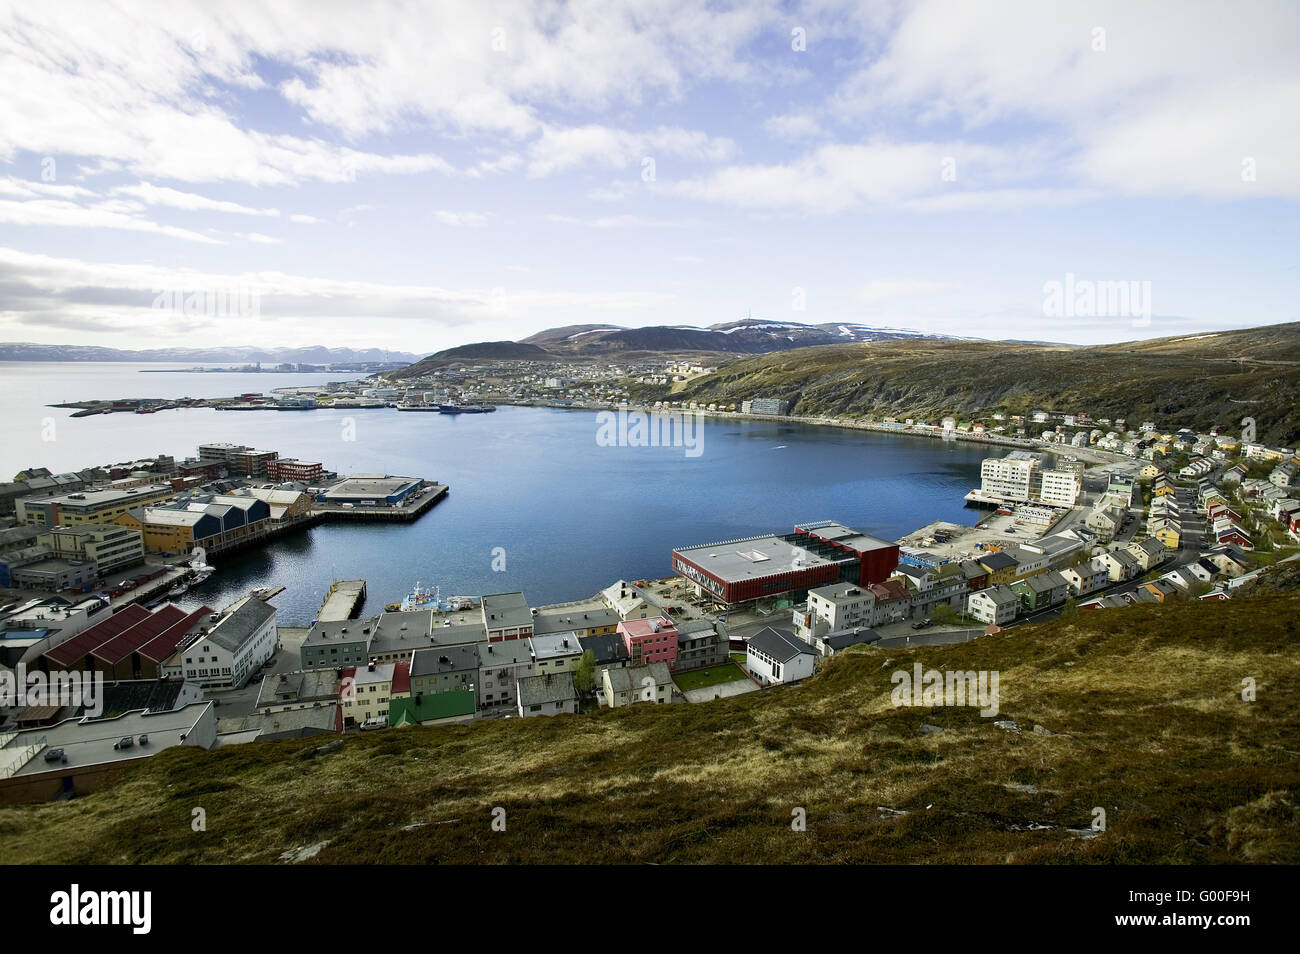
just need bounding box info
[0,362,988,622]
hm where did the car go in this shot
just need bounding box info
[44,748,67,763]
[359,718,387,731]
[911,619,932,630]
[113,736,134,750]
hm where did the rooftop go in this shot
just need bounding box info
[517,672,576,708]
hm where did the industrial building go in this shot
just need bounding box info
[15,484,175,527]
[671,519,900,607]
[318,475,423,506]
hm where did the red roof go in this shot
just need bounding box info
[137,606,214,663]
[91,605,188,664]
[391,660,411,695]
[44,604,151,667]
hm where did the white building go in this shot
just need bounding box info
[966,585,1020,625]
[1039,469,1081,507]
[794,582,875,641]
[180,596,277,689]
[1060,557,1109,597]
[980,453,1042,502]
[340,661,393,726]
[745,626,817,686]
[516,672,577,717]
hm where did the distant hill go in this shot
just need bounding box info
[390,319,970,377]
[0,343,420,364]
[0,588,1296,863]
[648,322,1300,445]
[523,319,968,355]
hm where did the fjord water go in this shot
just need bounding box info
[0,363,987,622]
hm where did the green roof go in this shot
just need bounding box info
[389,690,477,726]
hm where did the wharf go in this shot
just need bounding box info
[312,483,448,522]
[317,579,367,622]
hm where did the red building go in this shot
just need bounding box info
[266,458,323,482]
[618,616,678,667]
[672,520,900,606]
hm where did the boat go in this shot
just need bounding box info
[397,583,477,613]
[250,587,270,596]
[167,583,189,597]
[438,403,496,414]
[395,404,444,412]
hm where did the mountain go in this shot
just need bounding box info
[522,319,970,355]
[390,319,971,378]
[0,343,421,364]
[645,322,1300,445]
[0,586,1296,863]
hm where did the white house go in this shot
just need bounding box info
[1060,557,1109,597]
[746,626,817,686]
[180,596,277,689]
[966,585,1019,625]
[516,672,577,717]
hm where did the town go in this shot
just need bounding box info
[1,392,1296,804]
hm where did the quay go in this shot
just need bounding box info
[317,579,367,622]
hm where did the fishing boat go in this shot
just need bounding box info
[188,546,215,584]
[167,583,189,597]
[397,582,477,613]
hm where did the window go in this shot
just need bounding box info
[530,704,541,712]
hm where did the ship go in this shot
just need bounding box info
[438,403,496,414]
[394,582,477,613]
[395,404,444,411]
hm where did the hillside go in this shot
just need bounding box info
[396,340,554,375]
[1,591,1297,864]
[646,323,1300,445]
[390,320,966,377]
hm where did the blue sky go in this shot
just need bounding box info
[0,0,1296,352]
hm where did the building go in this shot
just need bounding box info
[672,520,899,606]
[264,458,324,483]
[516,672,577,717]
[672,619,728,671]
[16,485,174,527]
[602,661,676,708]
[1101,548,1141,582]
[480,591,535,642]
[578,631,630,706]
[117,494,270,555]
[35,524,144,575]
[195,442,250,466]
[794,581,876,641]
[966,585,1020,625]
[980,453,1042,502]
[318,475,423,506]
[741,398,789,415]
[42,602,212,680]
[234,449,278,477]
[745,626,817,686]
[300,617,377,670]
[477,639,534,711]
[409,644,480,697]
[617,616,678,668]
[977,550,1019,585]
[1060,557,1109,597]
[256,669,341,714]
[1039,469,1081,507]
[0,703,216,805]
[1010,571,1069,611]
[1126,537,1167,571]
[339,662,394,727]
[529,632,583,674]
[179,596,277,689]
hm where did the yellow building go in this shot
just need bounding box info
[1153,526,1181,549]
[1138,463,1165,480]
[16,484,174,527]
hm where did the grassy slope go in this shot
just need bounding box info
[648,323,1300,445]
[1,592,1297,865]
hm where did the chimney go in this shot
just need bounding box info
[367,661,375,672]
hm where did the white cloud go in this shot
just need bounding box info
[236,232,282,244]
[857,280,958,306]
[435,210,490,227]
[0,194,223,243]
[526,124,736,178]
[112,182,280,216]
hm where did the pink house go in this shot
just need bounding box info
[618,616,678,668]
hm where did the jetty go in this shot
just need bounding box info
[317,579,367,622]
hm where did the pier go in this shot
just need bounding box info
[317,579,367,622]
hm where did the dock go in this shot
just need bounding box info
[317,579,367,622]
[312,483,448,522]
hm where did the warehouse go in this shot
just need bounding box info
[318,475,422,505]
[671,519,900,607]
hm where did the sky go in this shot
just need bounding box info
[0,0,1297,353]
